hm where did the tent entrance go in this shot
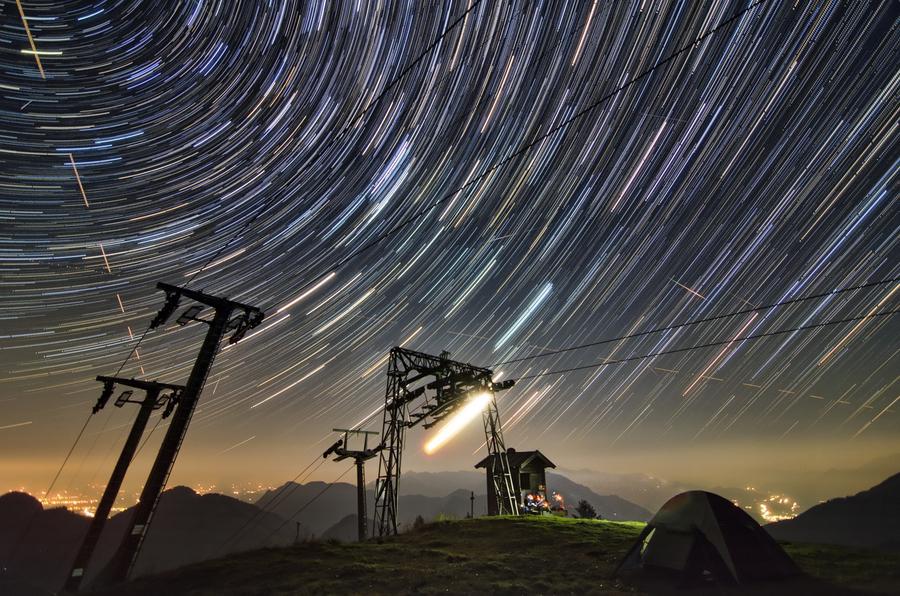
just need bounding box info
[639,527,735,585]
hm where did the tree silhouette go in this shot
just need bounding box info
[575,499,597,519]
[412,514,426,530]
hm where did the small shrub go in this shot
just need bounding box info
[412,514,426,530]
[575,499,597,519]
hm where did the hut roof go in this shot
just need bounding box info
[474,449,556,470]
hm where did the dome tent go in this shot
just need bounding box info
[615,491,800,585]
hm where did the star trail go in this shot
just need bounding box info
[1,1,898,497]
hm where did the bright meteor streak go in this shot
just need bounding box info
[424,392,492,455]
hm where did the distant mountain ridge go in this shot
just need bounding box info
[255,482,489,536]
[3,471,897,595]
[554,468,691,511]
[546,472,652,520]
[391,469,653,520]
[0,471,651,594]
[0,486,295,595]
[256,470,651,537]
[766,472,900,551]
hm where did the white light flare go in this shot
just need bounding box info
[424,392,492,455]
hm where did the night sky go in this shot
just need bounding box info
[1,1,898,503]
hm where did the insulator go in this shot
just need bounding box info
[150,291,181,329]
[322,439,343,458]
[228,324,249,344]
[224,314,244,332]
[246,310,265,329]
[162,395,178,419]
[93,381,115,414]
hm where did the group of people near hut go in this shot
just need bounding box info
[523,488,566,515]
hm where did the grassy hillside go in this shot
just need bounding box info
[91,516,900,595]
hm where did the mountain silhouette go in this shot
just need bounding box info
[766,472,900,550]
[0,486,295,595]
[390,470,484,496]
[257,470,650,538]
[321,514,364,542]
[380,469,652,520]
[546,472,652,520]
[0,491,88,595]
[256,481,358,536]
[0,471,652,593]
[256,482,487,536]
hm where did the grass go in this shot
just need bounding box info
[782,541,900,594]
[91,516,900,595]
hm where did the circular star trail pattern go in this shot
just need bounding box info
[1,1,898,483]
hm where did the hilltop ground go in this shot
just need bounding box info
[91,517,900,595]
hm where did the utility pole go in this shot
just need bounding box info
[324,429,379,541]
[63,377,182,593]
[97,282,263,587]
[470,491,475,519]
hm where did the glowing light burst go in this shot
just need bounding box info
[424,392,492,455]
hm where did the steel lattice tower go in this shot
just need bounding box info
[373,347,517,537]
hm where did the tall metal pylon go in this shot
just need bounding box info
[96,282,263,587]
[373,348,517,537]
[481,396,518,516]
[63,376,182,593]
